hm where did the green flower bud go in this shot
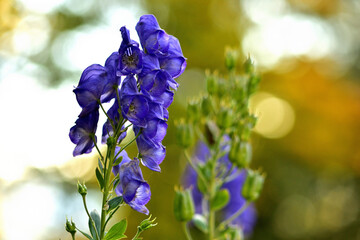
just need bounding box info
[225,48,238,71]
[77,182,87,196]
[201,96,213,117]
[138,215,157,232]
[216,79,226,98]
[247,74,261,96]
[243,57,254,74]
[107,135,116,147]
[217,109,233,129]
[229,139,252,168]
[187,101,201,123]
[175,120,195,148]
[174,187,195,222]
[65,218,76,236]
[206,73,217,95]
[242,169,265,202]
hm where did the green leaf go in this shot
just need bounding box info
[76,227,93,240]
[88,209,101,240]
[113,177,120,189]
[108,196,124,212]
[95,168,104,190]
[104,219,127,240]
[192,214,208,233]
[210,189,230,211]
[113,156,123,166]
[98,158,104,173]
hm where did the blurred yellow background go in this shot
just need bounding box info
[0,0,359,239]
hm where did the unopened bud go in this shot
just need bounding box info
[175,120,194,148]
[229,139,252,168]
[107,136,116,147]
[138,215,157,232]
[225,48,238,71]
[206,73,217,95]
[217,109,233,129]
[243,57,254,74]
[242,169,265,202]
[65,218,76,236]
[77,182,87,196]
[201,96,213,117]
[174,187,195,222]
[187,101,201,123]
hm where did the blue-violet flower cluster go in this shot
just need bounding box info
[69,15,186,214]
[183,142,257,235]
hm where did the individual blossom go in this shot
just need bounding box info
[158,36,187,79]
[113,149,151,215]
[118,26,143,75]
[69,110,99,156]
[135,14,170,56]
[136,15,186,89]
[101,99,127,144]
[136,134,166,172]
[74,60,120,117]
[183,142,257,236]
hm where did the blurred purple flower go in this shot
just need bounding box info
[183,142,257,235]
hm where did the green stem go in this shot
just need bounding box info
[114,130,142,160]
[91,135,104,161]
[82,195,100,240]
[182,222,193,240]
[99,101,116,131]
[104,206,120,230]
[217,201,250,231]
[207,130,224,240]
[132,227,142,240]
[184,150,207,187]
[71,233,75,240]
[100,144,116,239]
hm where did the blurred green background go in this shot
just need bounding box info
[0,0,360,239]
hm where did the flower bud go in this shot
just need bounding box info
[225,48,238,71]
[106,135,116,147]
[175,120,195,148]
[242,169,265,202]
[229,139,252,168]
[217,109,233,129]
[65,218,76,236]
[243,57,254,74]
[138,215,157,232]
[206,73,217,95]
[201,96,213,117]
[174,187,195,222]
[187,101,201,123]
[77,182,87,196]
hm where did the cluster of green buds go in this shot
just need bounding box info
[174,48,265,240]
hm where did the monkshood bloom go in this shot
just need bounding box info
[183,142,257,235]
[118,26,143,75]
[69,110,99,156]
[70,15,186,217]
[112,149,151,215]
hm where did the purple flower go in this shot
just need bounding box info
[158,36,187,79]
[69,110,99,156]
[135,15,170,56]
[136,134,166,172]
[101,99,127,144]
[183,142,257,236]
[118,27,143,75]
[103,52,121,102]
[113,151,151,215]
[73,65,107,117]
